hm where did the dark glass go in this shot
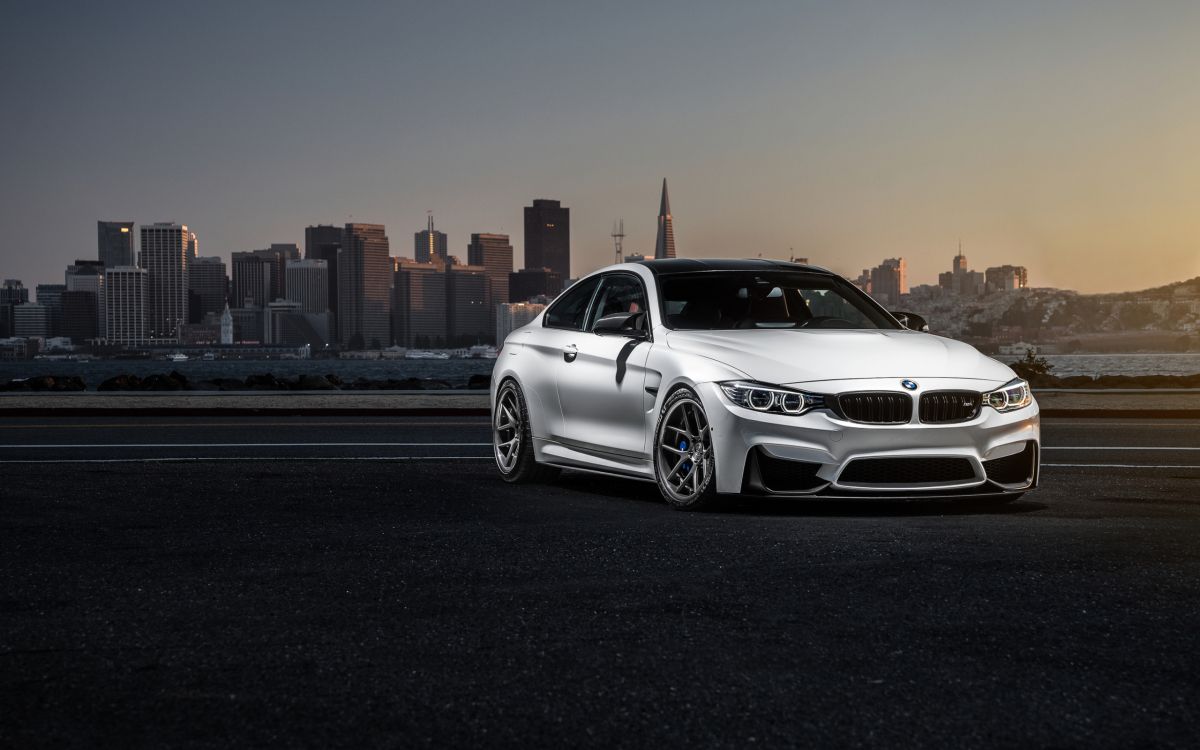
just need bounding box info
[659,272,899,331]
[544,277,600,330]
[587,275,647,330]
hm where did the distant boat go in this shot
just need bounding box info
[405,350,450,360]
[202,352,216,361]
[168,353,189,362]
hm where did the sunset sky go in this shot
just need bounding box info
[2,0,1198,293]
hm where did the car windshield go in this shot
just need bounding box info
[658,271,899,331]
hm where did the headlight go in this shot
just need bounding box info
[719,381,825,416]
[984,378,1032,412]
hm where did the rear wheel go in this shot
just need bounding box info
[653,389,719,510]
[494,379,560,484]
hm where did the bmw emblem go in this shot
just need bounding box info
[901,379,919,391]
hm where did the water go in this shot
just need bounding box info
[2,352,1198,389]
[0,358,496,389]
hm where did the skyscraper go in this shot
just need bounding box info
[66,260,105,337]
[467,232,513,336]
[13,304,50,338]
[139,223,190,341]
[104,266,148,345]
[35,284,66,336]
[187,232,199,261]
[654,179,676,259]
[231,252,273,308]
[61,291,99,343]
[870,258,908,307]
[523,199,570,285]
[0,279,29,337]
[415,214,448,264]
[97,221,135,268]
[189,256,228,323]
[285,259,329,314]
[392,259,447,348]
[338,223,392,349]
[496,301,546,345]
[446,264,490,345]
[305,225,342,328]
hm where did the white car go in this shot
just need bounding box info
[491,259,1039,510]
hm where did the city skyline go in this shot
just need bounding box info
[3,2,1200,294]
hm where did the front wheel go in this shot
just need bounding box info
[653,389,719,510]
[493,380,560,484]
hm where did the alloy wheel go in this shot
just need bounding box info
[657,397,714,501]
[494,387,522,473]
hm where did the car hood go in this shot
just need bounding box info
[665,328,1015,386]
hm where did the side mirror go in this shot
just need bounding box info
[592,311,648,339]
[891,311,930,332]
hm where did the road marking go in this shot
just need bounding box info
[1043,446,1200,451]
[0,442,491,448]
[0,456,494,464]
[1043,463,1199,469]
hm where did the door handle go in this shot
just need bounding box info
[563,344,578,363]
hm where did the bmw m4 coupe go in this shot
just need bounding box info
[491,259,1039,510]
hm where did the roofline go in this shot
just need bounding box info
[634,258,837,276]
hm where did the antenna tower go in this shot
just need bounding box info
[611,219,626,264]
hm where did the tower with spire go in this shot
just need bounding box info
[654,178,676,259]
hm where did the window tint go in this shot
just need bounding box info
[659,272,898,330]
[587,275,648,330]
[544,277,600,330]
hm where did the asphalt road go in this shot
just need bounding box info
[2,416,1199,747]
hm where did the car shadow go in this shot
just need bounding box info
[550,471,1048,517]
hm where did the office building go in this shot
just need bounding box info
[97,221,135,268]
[869,258,907,307]
[0,279,29,337]
[104,266,148,345]
[496,301,546,344]
[509,267,563,303]
[305,224,342,328]
[231,252,273,308]
[467,232,513,336]
[35,284,66,336]
[392,259,447,348]
[446,264,490,345]
[985,265,1030,292]
[65,260,105,337]
[61,290,99,343]
[139,223,190,341]
[285,258,329,314]
[13,303,50,338]
[187,232,199,261]
[188,256,228,323]
[654,179,676,259]
[415,214,448,264]
[523,199,570,284]
[338,223,392,349]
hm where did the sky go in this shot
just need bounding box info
[2,0,1199,294]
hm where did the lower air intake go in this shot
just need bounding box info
[983,442,1038,485]
[839,457,976,485]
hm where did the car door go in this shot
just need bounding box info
[525,276,602,440]
[554,273,653,457]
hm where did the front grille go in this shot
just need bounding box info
[835,392,912,424]
[919,391,982,424]
[755,452,825,493]
[983,442,1037,485]
[839,457,976,485]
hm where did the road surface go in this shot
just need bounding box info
[2,416,1198,747]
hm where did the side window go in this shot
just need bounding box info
[544,277,600,330]
[587,275,649,331]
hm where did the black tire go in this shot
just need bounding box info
[652,388,720,510]
[493,379,560,484]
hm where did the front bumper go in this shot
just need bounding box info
[697,380,1041,498]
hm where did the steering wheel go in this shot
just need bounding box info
[798,316,855,329]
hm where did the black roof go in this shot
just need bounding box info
[635,258,835,276]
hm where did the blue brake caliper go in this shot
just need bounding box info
[679,439,691,475]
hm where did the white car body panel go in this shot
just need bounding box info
[492,259,1040,500]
